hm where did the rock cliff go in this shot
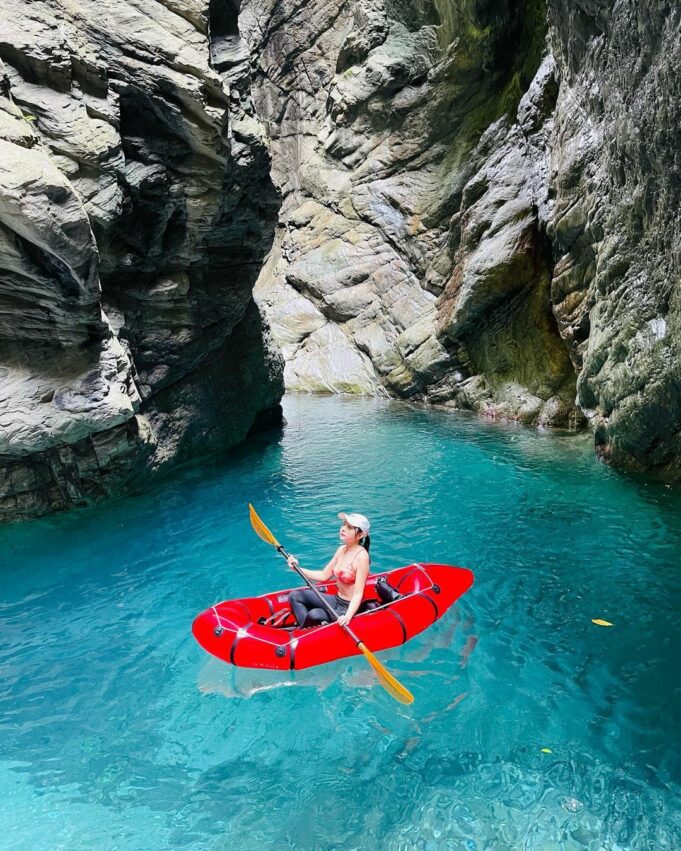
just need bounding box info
[250,0,681,474]
[0,0,283,519]
[249,0,578,425]
[1,0,680,519]
[547,0,681,475]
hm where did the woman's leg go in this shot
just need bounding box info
[289,588,336,626]
[302,607,331,628]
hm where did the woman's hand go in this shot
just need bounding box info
[287,555,299,571]
[337,614,350,627]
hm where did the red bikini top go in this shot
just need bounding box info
[334,547,362,585]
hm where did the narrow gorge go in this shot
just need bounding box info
[1,0,679,519]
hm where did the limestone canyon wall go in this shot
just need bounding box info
[0,0,284,519]
[1,0,680,523]
[250,0,681,475]
[248,0,579,425]
[547,0,681,475]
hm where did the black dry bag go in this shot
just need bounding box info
[375,576,402,604]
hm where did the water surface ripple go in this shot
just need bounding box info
[1,396,680,850]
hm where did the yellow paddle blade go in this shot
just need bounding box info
[357,641,414,705]
[248,503,281,549]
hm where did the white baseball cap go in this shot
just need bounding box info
[338,512,370,534]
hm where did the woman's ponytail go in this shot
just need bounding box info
[360,534,371,557]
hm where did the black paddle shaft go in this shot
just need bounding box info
[277,545,362,644]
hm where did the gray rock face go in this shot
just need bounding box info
[2,0,679,502]
[436,55,579,427]
[251,0,681,473]
[249,0,578,423]
[0,0,283,520]
[546,0,681,474]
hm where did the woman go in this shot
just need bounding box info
[287,512,371,628]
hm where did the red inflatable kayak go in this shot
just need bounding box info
[192,563,474,670]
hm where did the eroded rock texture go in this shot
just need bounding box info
[251,0,681,474]
[547,0,681,475]
[2,0,680,512]
[249,0,578,424]
[0,0,283,519]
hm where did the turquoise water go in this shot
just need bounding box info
[1,395,681,850]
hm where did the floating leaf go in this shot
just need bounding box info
[592,618,614,627]
[540,748,552,754]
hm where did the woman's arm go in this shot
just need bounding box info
[287,547,341,582]
[337,552,370,625]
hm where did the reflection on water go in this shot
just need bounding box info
[1,395,680,850]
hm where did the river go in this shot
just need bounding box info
[1,395,680,849]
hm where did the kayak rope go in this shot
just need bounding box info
[406,563,435,592]
[212,605,240,631]
[210,601,294,650]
